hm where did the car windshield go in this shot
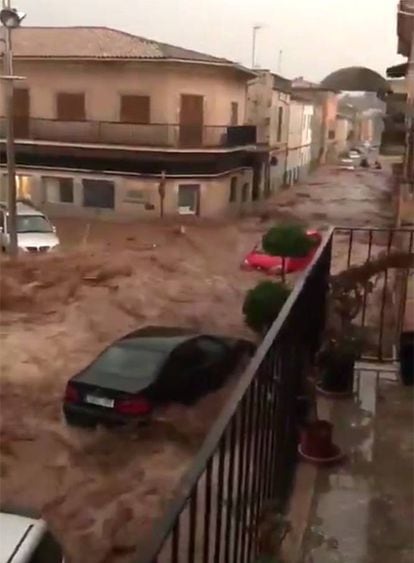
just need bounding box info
[91,344,167,380]
[16,215,53,234]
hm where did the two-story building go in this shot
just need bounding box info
[246,71,291,196]
[0,26,260,219]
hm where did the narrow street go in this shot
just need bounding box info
[0,163,400,562]
[263,163,394,229]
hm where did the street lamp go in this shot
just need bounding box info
[0,2,26,257]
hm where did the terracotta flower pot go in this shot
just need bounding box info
[300,420,338,460]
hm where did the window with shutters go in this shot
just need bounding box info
[230,102,239,126]
[56,93,85,121]
[120,95,151,124]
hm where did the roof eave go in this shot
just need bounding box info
[11,55,257,76]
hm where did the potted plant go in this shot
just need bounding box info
[316,334,361,396]
[262,224,317,282]
[314,271,364,396]
[243,280,291,335]
[296,362,345,464]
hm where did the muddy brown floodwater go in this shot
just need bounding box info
[0,164,394,562]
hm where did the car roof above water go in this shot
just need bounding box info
[0,201,46,217]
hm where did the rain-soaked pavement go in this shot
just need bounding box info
[300,367,414,563]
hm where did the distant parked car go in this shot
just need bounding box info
[63,326,255,427]
[241,230,322,275]
[0,509,63,563]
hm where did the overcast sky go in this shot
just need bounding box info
[17,0,403,81]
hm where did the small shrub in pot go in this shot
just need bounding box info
[317,335,361,394]
[243,280,290,335]
[262,224,316,281]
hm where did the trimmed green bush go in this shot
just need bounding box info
[262,224,315,258]
[262,224,316,281]
[243,281,290,334]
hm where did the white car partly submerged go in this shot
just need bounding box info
[0,201,60,254]
[0,510,63,563]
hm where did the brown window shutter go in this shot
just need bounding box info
[57,93,86,121]
[230,102,238,126]
[120,95,151,124]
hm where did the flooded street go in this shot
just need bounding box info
[265,164,394,230]
[0,162,401,562]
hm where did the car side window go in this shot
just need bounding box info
[195,337,227,363]
[167,342,202,372]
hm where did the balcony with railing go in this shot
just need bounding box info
[130,226,413,563]
[0,117,257,149]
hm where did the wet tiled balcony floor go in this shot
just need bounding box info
[301,365,414,563]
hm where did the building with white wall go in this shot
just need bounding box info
[285,94,313,185]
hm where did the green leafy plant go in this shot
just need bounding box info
[243,280,290,334]
[262,224,316,281]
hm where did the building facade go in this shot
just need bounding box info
[386,1,414,225]
[286,95,313,185]
[0,27,260,219]
[291,83,338,165]
[246,70,291,196]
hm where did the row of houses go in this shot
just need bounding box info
[0,26,356,220]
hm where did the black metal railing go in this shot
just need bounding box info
[134,230,333,563]
[0,118,257,149]
[332,226,414,362]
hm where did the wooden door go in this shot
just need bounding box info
[13,88,30,138]
[179,95,203,147]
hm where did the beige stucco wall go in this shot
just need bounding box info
[0,166,254,220]
[246,72,272,144]
[0,60,248,127]
[246,71,290,148]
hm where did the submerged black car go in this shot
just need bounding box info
[63,326,255,427]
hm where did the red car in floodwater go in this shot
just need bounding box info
[241,230,322,275]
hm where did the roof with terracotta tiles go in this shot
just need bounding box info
[8,26,239,66]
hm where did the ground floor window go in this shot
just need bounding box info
[242,182,250,202]
[229,177,237,202]
[178,184,200,215]
[43,176,74,203]
[82,179,115,209]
